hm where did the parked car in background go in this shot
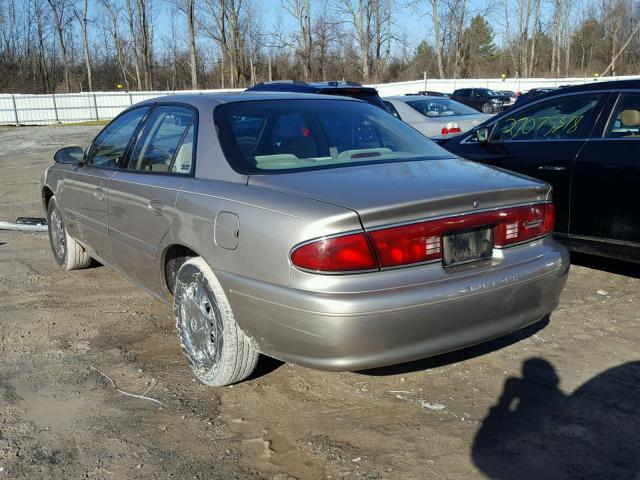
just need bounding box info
[42,92,569,386]
[406,90,449,97]
[450,88,513,113]
[441,79,640,263]
[246,80,388,110]
[384,95,492,137]
[514,87,558,106]
[499,90,518,105]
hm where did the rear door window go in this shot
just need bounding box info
[127,105,195,174]
[605,93,640,138]
[492,94,602,142]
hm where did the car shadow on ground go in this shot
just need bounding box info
[571,252,640,279]
[358,316,550,377]
[472,358,640,480]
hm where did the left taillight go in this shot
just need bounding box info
[290,233,378,273]
[441,122,462,135]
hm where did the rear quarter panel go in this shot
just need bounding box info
[163,178,362,290]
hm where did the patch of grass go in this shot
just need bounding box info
[54,120,110,127]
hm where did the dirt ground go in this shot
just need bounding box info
[0,126,639,480]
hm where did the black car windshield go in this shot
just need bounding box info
[215,99,448,174]
[488,90,503,97]
[407,98,478,117]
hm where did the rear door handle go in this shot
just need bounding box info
[538,165,565,172]
[148,200,164,216]
[94,187,105,201]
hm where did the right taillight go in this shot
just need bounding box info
[494,203,555,247]
[290,203,555,273]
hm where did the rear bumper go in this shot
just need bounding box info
[218,237,570,371]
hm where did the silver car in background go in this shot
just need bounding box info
[384,95,492,137]
[42,93,569,386]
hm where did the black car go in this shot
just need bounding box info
[405,90,448,97]
[441,79,640,263]
[514,87,558,106]
[450,88,512,113]
[246,80,387,110]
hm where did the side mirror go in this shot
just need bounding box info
[476,127,489,143]
[54,146,84,165]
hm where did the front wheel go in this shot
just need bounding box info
[174,257,258,386]
[47,196,92,271]
[481,102,494,114]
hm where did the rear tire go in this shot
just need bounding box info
[174,257,258,386]
[47,196,92,271]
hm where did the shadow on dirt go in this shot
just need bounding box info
[472,358,640,480]
[359,316,550,377]
[249,355,285,381]
[571,252,640,279]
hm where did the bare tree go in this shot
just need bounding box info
[46,0,72,92]
[283,0,313,81]
[177,0,198,89]
[76,0,93,91]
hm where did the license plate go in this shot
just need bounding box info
[442,227,493,267]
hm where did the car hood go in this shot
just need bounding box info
[248,158,551,228]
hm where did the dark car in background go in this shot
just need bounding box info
[514,87,558,106]
[450,88,513,113]
[441,79,640,263]
[405,90,449,97]
[246,80,388,110]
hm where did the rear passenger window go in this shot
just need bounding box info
[128,105,195,174]
[606,93,640,138]
[493,94,601,142]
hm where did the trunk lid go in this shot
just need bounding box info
[248,157,551,228]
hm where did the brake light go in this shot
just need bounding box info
[441,122,462,135]
[290,233,378,272]
[290,203,555,273]
[495,203,555,247]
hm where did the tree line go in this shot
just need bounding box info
[0,0,639,94]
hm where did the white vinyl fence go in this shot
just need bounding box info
[1,75,639,126]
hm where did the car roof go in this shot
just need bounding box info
[520,79,640,104]
[246,80,378,94]
[135,91,361,109]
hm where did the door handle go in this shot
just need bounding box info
[148,200,164,216]
[94,187,105,201]
[538,165,565,172]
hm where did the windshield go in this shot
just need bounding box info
[488,90,504,97]
[406,98,478,117]
[214,99,448,174]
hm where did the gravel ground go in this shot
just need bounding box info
[0,126,639,480]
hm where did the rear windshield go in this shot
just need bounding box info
[407,98,478,117]
[214,99,447,174]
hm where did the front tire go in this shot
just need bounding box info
[481,102,493,114]
[174,257,258,386]
[47,196,92,271]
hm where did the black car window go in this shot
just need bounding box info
[128,105,195,174]
[605,93,640,139]
[471,90,482,98]
[493,94,602,142]
[87,107,149,168]
[215,99,448,174]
